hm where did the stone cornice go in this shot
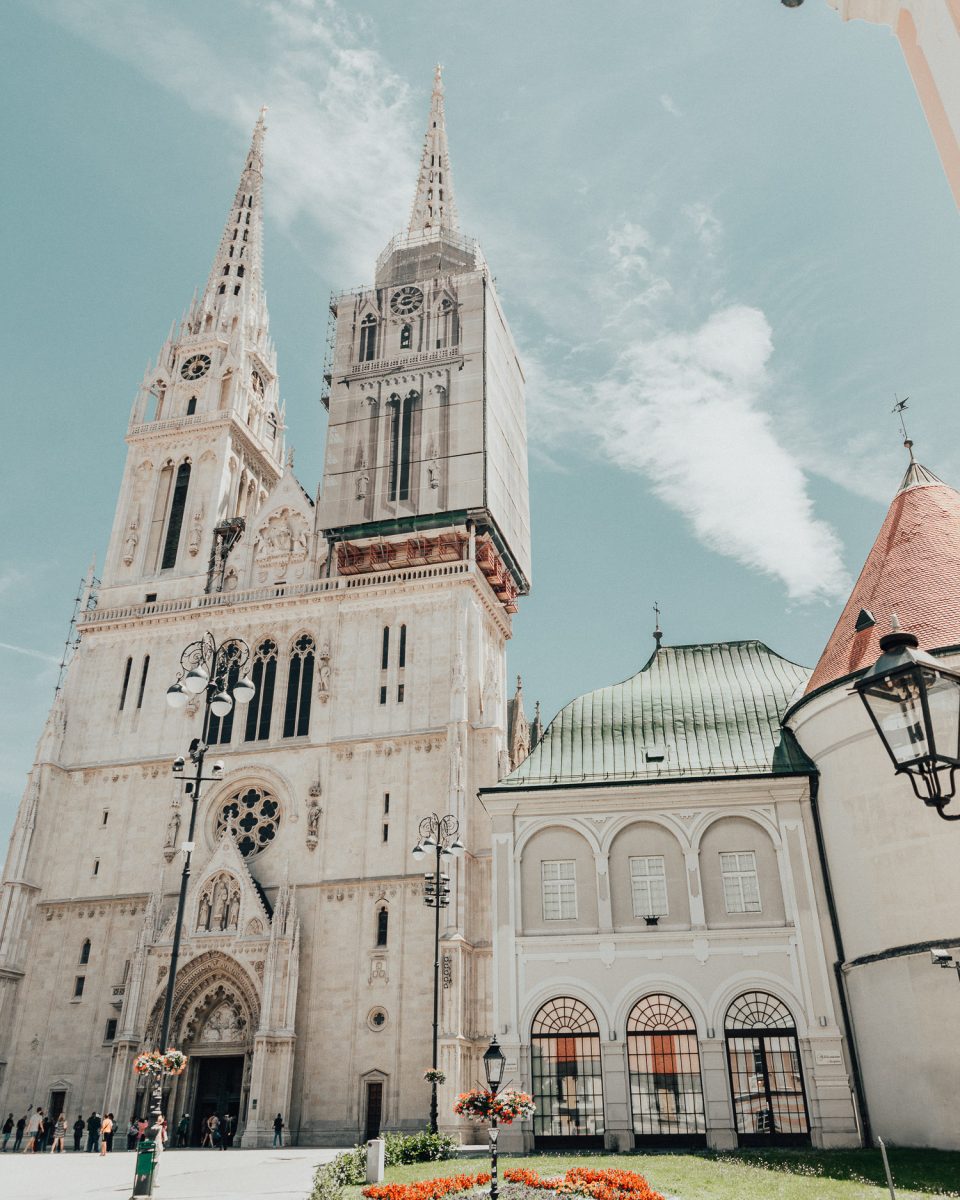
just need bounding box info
[125,412,281,482]
[481,775,809,814]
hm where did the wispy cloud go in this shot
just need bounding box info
[659,93,682,118]
[682,202,723,253]
[0,642,60,666]
[37,0,418,278]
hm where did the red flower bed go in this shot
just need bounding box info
[503,1167,664,1200]
[362,1172,491,1200]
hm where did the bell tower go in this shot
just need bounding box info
[317,67,531,608]
[101,110,284,604]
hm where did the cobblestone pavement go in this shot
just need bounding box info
[0,1146,342,1200]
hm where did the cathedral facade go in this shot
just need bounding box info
[0,73,531,1146]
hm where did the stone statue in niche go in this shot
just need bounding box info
[306,782,322,850]
[355,450,370,500]
[163,812,180,864]
[198,893,212,931]
[227,890,240,930]
[427,439,441,490]
[123,518,139,566]
[317,641,331,701]
[188,509,204,556]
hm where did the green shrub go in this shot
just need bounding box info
[310,1146,366,1200]
[383,1129,459,1164]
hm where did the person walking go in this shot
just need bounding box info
[73,1114,85,1152]
[14,1114,26,1151]
[126,1117,138,1151]
[52,1113,67,1153]
[2,1114,13,1151]
[24,1108,42,1153]
[223,1111,235,1149]
[272,1112,283,1148]
[176,1113,189,1147]
[86,1111,100,1152]
[99,1113,114,1155]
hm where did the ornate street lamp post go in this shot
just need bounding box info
[482,1037,506,1200]
[853,619,960,820]
[138,635,253,1158]
[411,813,465,1133]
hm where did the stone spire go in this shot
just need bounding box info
[195,108,268,326]
[408,66,459,234]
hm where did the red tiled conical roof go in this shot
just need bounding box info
[806,466,960,694]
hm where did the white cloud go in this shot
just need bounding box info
[659,93,682,118]
[0,642,60,666]
[682,201,723,252]
[37,0,418,279]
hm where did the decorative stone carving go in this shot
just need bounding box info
[426,439,441,489]
[254,507,310,583]
[196,871,241,932]
[199,1000,245,1043]
[123,518,140,567]
[188,508,204,556]
[317,641,331,701]
[369,956,388,985]
[163,811,180,864]
[355,451,369,500]
[306,784,322,852]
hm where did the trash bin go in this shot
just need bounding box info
[131,1138,157,1197]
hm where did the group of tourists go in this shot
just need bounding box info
[3,1107,261,1152]
[1,1109,164,1154]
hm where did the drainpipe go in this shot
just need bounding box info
[808,774,872,1145]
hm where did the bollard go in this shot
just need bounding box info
[366,1137,385,1184]
[131,1139,158,1198]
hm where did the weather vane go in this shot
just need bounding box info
[653,602,662,650]
[892,395,910,442]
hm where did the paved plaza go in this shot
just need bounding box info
[0,1146,342,1200]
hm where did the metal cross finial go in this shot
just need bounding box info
[653,602,663,650]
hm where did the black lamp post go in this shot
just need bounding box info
[411,813,466,1133]
[483,1036,506,1200]
[152,635,254,1113]
[853,619,960,820]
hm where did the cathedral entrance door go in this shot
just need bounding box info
[192,1056,243,1146]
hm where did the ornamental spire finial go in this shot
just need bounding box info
[408,66,459,235]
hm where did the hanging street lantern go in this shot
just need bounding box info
[853,618,960,820]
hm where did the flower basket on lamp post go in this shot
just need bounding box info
[456,1041,534,1200]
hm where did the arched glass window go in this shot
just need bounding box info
[283,634,315,738]
[400,323,412,350]
[387,392,420,503]
[79,939,91,965]
[627,995,705,1144]
[359,314,377,362]
[207,661,240,745]
[160,462,191,570]
[725,992,810,1146]
[244,640,278,742]
[376,906,388,947]
[531,998,604,1145]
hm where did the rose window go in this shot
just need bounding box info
[216,786,281,858]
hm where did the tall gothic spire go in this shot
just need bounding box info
[196,108,268,322]
[408,66,459,234]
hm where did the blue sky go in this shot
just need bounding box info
[2,0,959,843]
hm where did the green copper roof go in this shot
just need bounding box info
[496,641,814,788]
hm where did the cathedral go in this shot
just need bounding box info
[1,67,959,1153]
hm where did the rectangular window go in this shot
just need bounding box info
[93,859,100,876]
[382,823,389,844]
[381,626,390,670]
[102,811,109,826]
[720,851,762,914]
[383,793,390,814]
[145,593,157,603]
[541,860,577,921]
[73,976,85,998]
[397,683,405,703]
[105,1018,118,1042]
[118,657,133,711]
[398,624,406,668]
[379,685,387,706]
[629,855,668,918]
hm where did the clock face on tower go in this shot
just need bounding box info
[181,354,211,381]
[389,286,424,317]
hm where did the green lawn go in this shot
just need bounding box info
[347,1150,960,1200]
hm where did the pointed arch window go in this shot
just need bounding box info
[359,314,378,362]
[400,323,412,350]
[118,656,133,711]
[387,391,420,502]
[283,634,315,738]
[376,906,388,947]
[627,995,705,1143]
[244,639,278,742]
[186,396,197,416]
[79,939,91,965]
[724,992,810,1145]
[531,998,604,1142]
[207,660,240,745]
[237,265,245,278]
[136,655,150,709]
[160,462,191,570]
